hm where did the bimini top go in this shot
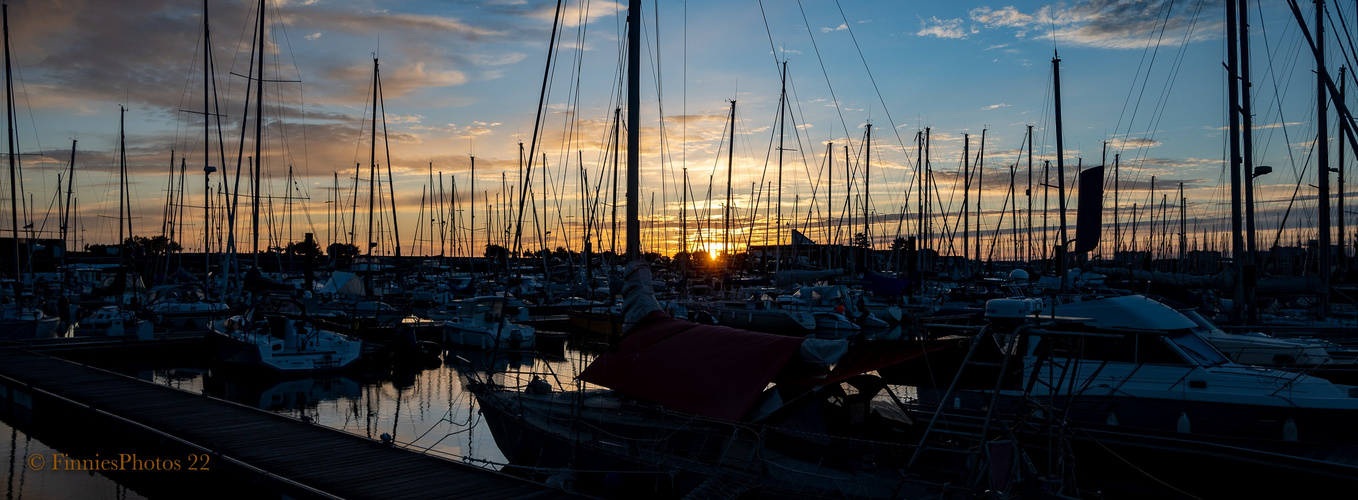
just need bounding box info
[1055,294,1198,332]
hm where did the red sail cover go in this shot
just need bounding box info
[577,311,806,421]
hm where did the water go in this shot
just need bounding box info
[123,337,591,475]
[1,419,149,500]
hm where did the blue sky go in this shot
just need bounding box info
[3,0,1351,260]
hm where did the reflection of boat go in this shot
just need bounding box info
[207,298,363,373]
[438,296,536,350]
[448,348,533,374]
[203,370,362,411]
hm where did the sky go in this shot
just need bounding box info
[2,0,1354,262]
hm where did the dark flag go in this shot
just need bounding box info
[1074,165,1104,254]
[791,229,816,247]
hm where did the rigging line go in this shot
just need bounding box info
[831,0,918,207]
[755,0,781,73]
[1255,5,1306,241]
[645,1,679,255]
[1326,4,1358,90]
[275,3,310,184]
[792,0,857,160]
[1111,0,1176,153]
[1126,1,1206,202]
[783,66,824,225]
[516,0,564,262]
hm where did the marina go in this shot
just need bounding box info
[3,0,1358,498]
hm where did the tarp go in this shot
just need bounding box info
[319,271,365,297]
[773,268,843,285]
[578,311,806,421]
[863,271,910,297]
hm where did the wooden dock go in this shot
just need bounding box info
[0,347,568,499]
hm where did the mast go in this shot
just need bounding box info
[914,131,922,268]
[365,57,378,298]
[864,122,872,270]
[612,107,620,263]
[626,0,640,261]
[1340,65,1347,271]
[118,106,127,308]
[1052,53,1069,290]
[251,0,265,269]
[470,155,476,274]
[724,100,735,270]
[976,129,985,271]
[1315,0,1330,318]
[1179,182,1187,272]
[1113,152,1120,258]
[202,0,214,298]
[3,3,17,286]
[1239,0,1258,267]
[379,65,401,288]
[681,167,688,258]
[925,128,931,266]
[962,133,969,274]
[775,61,786,273]
[1026,125,1033,264]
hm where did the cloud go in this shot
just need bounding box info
[305,32,322,41]
[820,23,848,33]
[982,103,1011,110]
[1118,137,1162,149]
[967,1,1219,50]
[916,16,970,39]
[529,0,624,29]
[971,6,1033,28]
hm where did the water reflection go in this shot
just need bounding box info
[2,419,148,500]
[129,343,593,473]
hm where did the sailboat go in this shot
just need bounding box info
[0,3,58,340]
[204,0,361,374]
[70,107,154,339]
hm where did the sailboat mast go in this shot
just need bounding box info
[626,0,640,261]
[864,122,872,270]
[612,107,619,261]
[470,154,476,273]
[1340,65,1348,271]
[1315,0,1331,319]
[724,100,734,269]
[1052,54,1069,289]
[203,0,213,298]
[3,3,17,286]
[976,129,984,271]
[118,106,127,309]
[962,133,969,272]
[251,0,265,269]
[1026,125,1033,264]
[366,57,378,298]
[1239,0,1257,265]
[62,139,76,273]
[775,61,786,273]
[1227,0,1246,322]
